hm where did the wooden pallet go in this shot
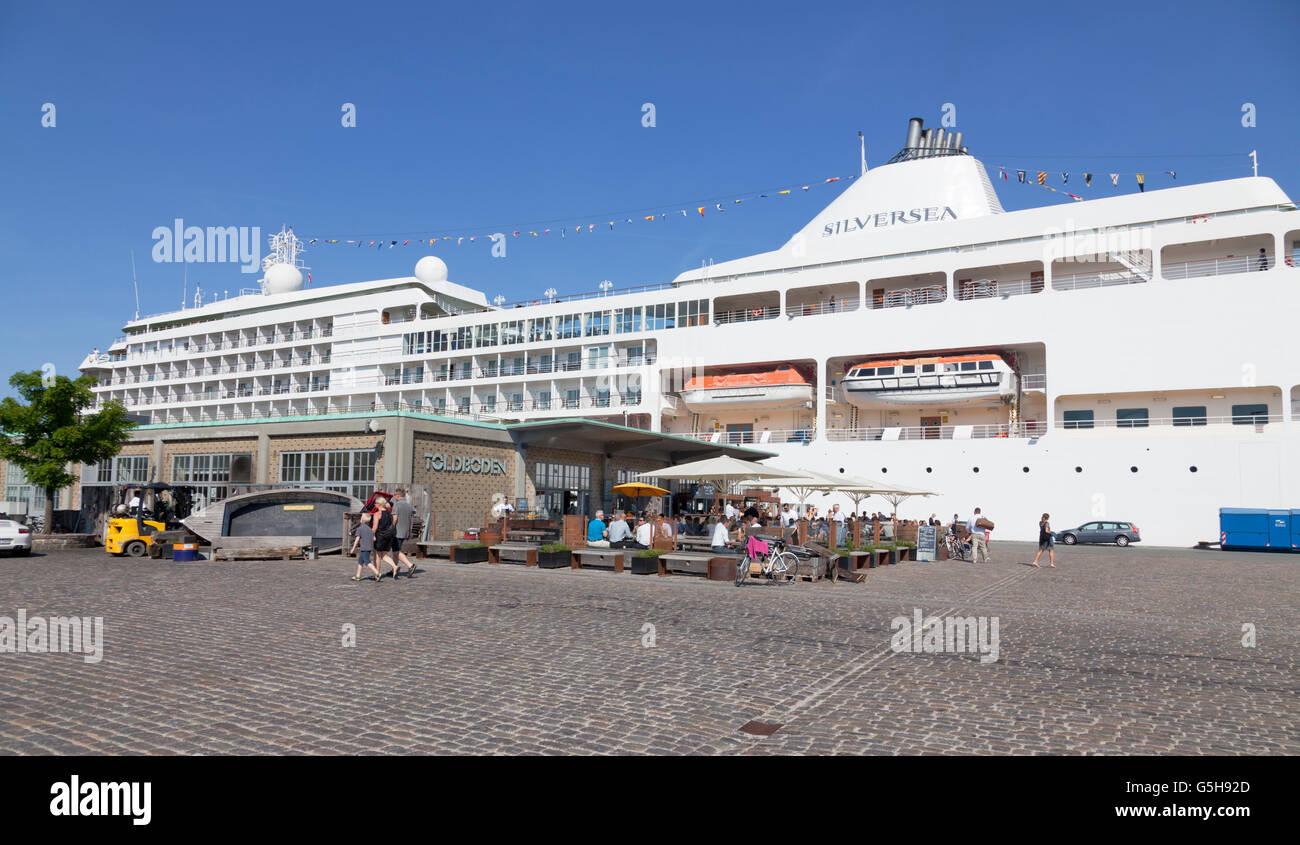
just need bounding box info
[212,546,307,561]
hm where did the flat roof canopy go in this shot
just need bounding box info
[505,418,776,464]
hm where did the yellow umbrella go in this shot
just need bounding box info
[612,482,670,498]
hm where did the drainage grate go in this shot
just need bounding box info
[739,720,783,737]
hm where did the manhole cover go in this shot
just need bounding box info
[739,720,782,736]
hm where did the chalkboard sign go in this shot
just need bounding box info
[917,524,937,561]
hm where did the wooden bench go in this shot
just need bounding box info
[570,547,629,573]
[657,551,743,578]
[417,541,454,559]
[488,543,539,566]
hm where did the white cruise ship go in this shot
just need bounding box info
[80,118,1300,546]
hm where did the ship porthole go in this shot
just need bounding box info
[838,467,845,473]
[1189,466,1198,473]
[1074,466,1083,473]
[925,467,932,473]
[881,467,888,473]
[1022,466,1030,473]
[972,467,980,473]
[1130,466,1138,473]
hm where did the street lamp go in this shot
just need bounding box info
[544,287,557,302]
[599,280,613,296]
[493,295,506,308]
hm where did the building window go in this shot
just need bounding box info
[279,449,375,500]
[1231,403,1270,425]
[1116,408,1149,428]
[115,456,149,483]
[1172,405,1207,426]
[1062,410,1094,430]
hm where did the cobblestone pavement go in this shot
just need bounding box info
[1,543,1296,755]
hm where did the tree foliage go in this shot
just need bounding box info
[0,370,136,496]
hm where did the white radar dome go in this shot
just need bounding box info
[263,263,304,294]
[414,255,448,284]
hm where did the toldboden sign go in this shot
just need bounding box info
[424,452,506,475]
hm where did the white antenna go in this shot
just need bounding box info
[1250,150,1258,177]
[194,284,202,309]
[260,225,309,293]
[859,130,868,176]
[130,250,140,320]
[182,264,188,311]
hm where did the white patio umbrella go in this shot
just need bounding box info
[634,456,808,508]
[872,482,937,519]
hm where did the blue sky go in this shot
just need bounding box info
[1,0,1297,393]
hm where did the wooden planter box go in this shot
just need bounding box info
[451,545,489,564]
[538,551,570,569]
[896,547,912,562]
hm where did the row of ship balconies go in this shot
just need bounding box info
[108,325,334,363]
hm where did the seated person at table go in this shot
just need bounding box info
[656,515,673,539]
[629,517,652,550]
[586,510,610,548]
[607,512,633,548]
[711,517,733,553]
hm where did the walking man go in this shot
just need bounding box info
[391,487,416,577]
[966,507,993,564]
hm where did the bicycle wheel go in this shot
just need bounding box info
[735,555,749,587]
[771,552,799,582]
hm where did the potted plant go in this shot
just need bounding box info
[631,547,664,575]
[896,541,915,562]
[451,542,488,564]
[538,542,571,569]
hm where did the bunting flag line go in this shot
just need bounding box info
[1110,173,1119,186]
[1084,173,1092,187]
[302,170,860,248]
[1037,172,1046,185]
[1137,173,1145,192]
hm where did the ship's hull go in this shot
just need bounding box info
[759,426,1300,547]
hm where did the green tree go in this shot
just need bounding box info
[0,371,136,532]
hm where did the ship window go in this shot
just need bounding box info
[1063,410,1094,429]
[1231,403,1269,425]
[944,362,958,372]
[921,364,935,373]
[978,361,994,370]
[876,366,894,375]
[960,362,977,371]
[1172,405,1207,426]
[902,365,915,374]
[1117,408,1149,428]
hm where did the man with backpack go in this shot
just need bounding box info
[966,507,995,564]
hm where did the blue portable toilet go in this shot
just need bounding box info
[1268,510,1290,549]
[1292,510,1300,550]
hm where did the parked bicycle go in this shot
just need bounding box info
[945,532,971,561]
[25,515,45,535]
[735,535,799,586]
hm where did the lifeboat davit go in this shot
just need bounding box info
[680,364,814,411]
[841,353,1015,409]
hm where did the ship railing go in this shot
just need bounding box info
[786,299,862,318]
[826,423,1042,441]
[955,278,1044,300]
[674,428,814,445]
[869,285,947,309]
[715,306,780,325]
[1051,268,1146,291]
[1162,253,1274,280]
[1060,413,1285,429]
[1020,373,1047,390]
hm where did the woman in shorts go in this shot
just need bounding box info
[1031,512,1056,568]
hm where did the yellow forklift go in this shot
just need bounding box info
[105,483,197,557]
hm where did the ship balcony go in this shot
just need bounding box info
[1162,252,1274,280]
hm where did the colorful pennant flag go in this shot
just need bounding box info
[1136,173,1145,192]
[1084,173,1092,187]
[1110,173,1119,186]
[1037,172,1046,185]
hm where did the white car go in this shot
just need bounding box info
[0,519,33,556]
